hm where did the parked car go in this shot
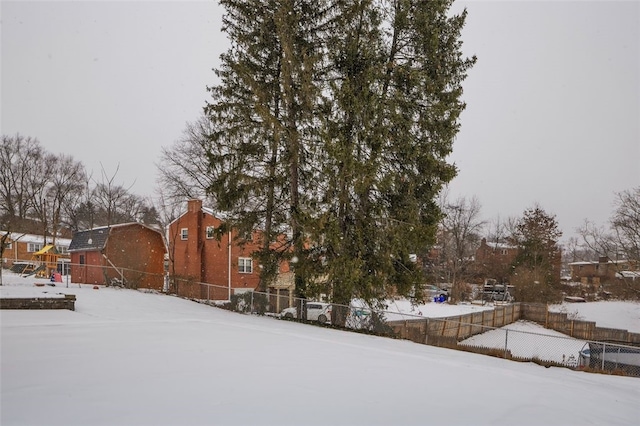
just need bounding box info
[280,302,332,324]
[481,283,514,303]
[423,284,449,301]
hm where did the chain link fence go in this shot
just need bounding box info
[1,257,165,290]
[171,279,640,378]
[4,259,638,378]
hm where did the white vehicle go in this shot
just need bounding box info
[280,302,332,324]
[423,284,449,301]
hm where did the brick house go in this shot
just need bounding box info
[1,232,71,273]
[167,199,293,302]
[474,238,519,283]
[568,257,638,285]
[68,223,166,290]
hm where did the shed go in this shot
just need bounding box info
[68,223,166,290]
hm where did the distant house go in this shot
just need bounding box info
[1,232,71,274]
[568,257,638,285]
[167,199,293,304]
[68,223,166,290]
[474,238,519,283]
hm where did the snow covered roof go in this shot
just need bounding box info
[616,271,640,279]
[485,241,517,250]
[568,259,630,266]
[167,202,229,229]
[1,231,71,247]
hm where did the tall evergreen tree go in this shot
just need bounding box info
[206,0,327,291]
[205,0,475,306]
[511,205,563,302]
[310,0,475,313]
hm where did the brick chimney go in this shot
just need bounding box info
[187,199,202,213]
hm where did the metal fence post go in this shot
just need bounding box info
[251,291,254,314]
[424,318,429,345]
[207,284,210,303]
[601,343,606,370]
[504,329,509,359]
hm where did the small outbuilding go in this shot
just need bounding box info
[68,223,166,290]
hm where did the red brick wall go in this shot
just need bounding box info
[104,225,165,290]
[169,200,264,298]
[474,239,519,282]
[70,224,165,289]
[2,241,30,265]
[2,240,70,267]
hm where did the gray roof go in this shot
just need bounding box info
[68,227,111,252]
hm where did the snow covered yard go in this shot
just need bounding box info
[549,301,640,334]
[1,272,639,425]
[382,297,494,321]
[460,320,587,366]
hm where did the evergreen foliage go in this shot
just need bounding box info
[205,0,475,308]
[511,206,563,302]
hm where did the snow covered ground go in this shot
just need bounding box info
[549,301,640,333]
[1,272,639,425]
[460,320,588,366]
[382,297,494,321]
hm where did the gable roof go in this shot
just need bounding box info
[167,200,227,229]
[68,223,165,253]
[34,245,58,255]
[481,240,518,250]
[1,231,72,247]
[68,227,111,252]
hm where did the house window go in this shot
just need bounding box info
[3,242,11,250]
[56,245,68,254]
[181,228,188,240]
[27,243,43,252]
[501,249,507,255]
[79,255,85,265]
[205,226,215,239]
[238,257,253,273]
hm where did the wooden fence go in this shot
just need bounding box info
[387,304,522,345]
[387,302,640,346]
[520,303,640,344]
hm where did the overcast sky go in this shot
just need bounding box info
[2,0,638,242]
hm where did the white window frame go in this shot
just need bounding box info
[27,243,43,252]
[205,226,215,239]
[180,228,188,240]
[238,257,253,274]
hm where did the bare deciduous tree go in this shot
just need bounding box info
[578,187,640,297]
[30,154,86,244]
[437,194,485,301]
[156,115,217,207]
[0,134,46,227]
[611,187,640,262]
[92,164,146,226]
